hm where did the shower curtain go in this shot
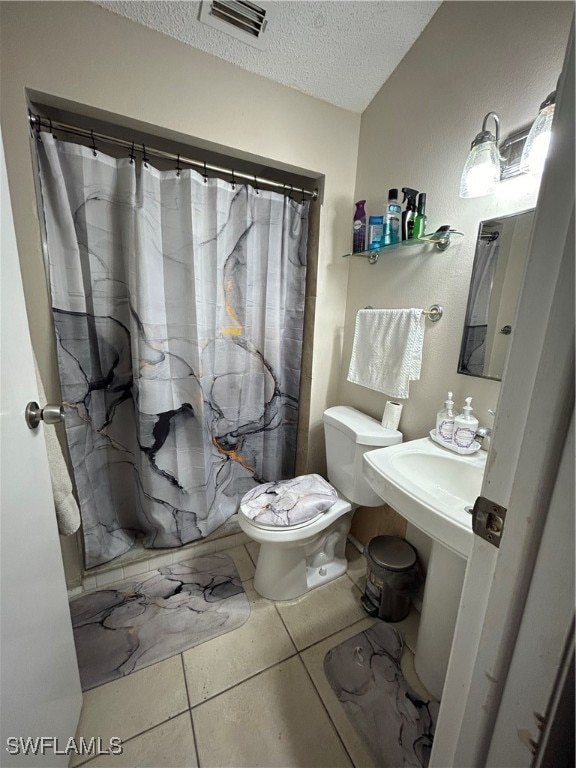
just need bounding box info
[36,133,309,568]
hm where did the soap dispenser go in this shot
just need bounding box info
[453,397,479,449]
[436,391,456,444]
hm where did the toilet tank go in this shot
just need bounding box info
[322,406,402,507]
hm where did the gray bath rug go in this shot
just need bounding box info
[324,622,439,768]
[71,552,250,691]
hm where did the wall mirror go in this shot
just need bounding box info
[458,208,535,380]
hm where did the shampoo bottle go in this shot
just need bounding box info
[436,391,457,444]
[401,187,419,240]
[453,397,479,449]
[382,188,401,246]
[413,193,427,239]
[353,200,367,253]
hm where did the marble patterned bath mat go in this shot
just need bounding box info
[324,622,439,768]
[71,552,250,691]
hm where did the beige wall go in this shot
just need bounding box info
[342,0,571,555]
[0,1,360,581]
[340,1,572,438]
[0,0,359,439]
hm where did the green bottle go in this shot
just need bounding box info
[413,193,427,240]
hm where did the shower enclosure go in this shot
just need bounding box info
[35,129,310,568]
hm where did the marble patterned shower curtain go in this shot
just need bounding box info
[36,133,309,568]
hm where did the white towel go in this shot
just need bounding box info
[34,356,81,536]
[347,309,425,398]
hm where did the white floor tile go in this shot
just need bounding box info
[182,580,296,707]
[192,656,352,768]
[85,713,197,768]
[95,567,124,587]
[300,617,380,768]
[122,560,151,579]
[71,656,188,766]
[244,540,260,567]
[222,544,255,582]
[275,575,367,651]
[345,541,366,591]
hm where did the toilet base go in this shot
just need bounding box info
[252,512,353,601]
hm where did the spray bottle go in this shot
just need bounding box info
[353,200,367,253]
[401,187,419,240]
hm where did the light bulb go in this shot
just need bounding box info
[521,101,555,175]
[459,140,501,198]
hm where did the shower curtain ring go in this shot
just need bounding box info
[231,170,236,190]
[90,130,98,157]
[301,188,306,203]
[142,144,148,168]
[129,141,135,164]
[289,184,293,199]
[176,154,181,177]
[254,175,259,194]
[203,161,208,183]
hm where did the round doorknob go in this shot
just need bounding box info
[25,401,64,429]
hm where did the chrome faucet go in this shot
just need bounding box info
[476,409,495,445]
[475,426,492,442]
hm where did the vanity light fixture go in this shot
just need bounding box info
[460,88,557,198]
[520,91,556,175]
[459,112,501,198]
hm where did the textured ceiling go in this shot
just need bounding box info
[95,1,441,113]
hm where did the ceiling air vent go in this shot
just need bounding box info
[199,1,275,50]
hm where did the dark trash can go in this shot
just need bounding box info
[361,535,421,622]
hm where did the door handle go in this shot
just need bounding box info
[25,401,64,429]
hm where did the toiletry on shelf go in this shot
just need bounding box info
[435,391,457,444]
[401,187,419,240]
[367,215,384,250]
[353,200,367,253]
[382,188,401,246]
[453,397,479,449]
[413,193,427,239]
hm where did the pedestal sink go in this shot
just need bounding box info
[363,437,486,699]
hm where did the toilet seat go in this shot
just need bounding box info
[241,510,325,531]
[238,495,352,544]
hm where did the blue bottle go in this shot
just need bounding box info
[382,188,401,246]
[367,215,384,250]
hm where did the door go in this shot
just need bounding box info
[430,18,575,768]
[0,127,82,765]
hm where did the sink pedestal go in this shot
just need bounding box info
[414,540,467,700]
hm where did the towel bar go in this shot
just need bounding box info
[363,304,443,322]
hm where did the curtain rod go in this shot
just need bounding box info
[28,114,318,201]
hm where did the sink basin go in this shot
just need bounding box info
[363,437,486,557]
[363,436,487,699]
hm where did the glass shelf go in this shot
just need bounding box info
[343,229,464,264]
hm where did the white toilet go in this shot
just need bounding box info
[239,406,402,600]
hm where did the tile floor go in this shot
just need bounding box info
[72,541,428,768]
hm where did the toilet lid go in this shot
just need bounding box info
[240,474,337,528]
